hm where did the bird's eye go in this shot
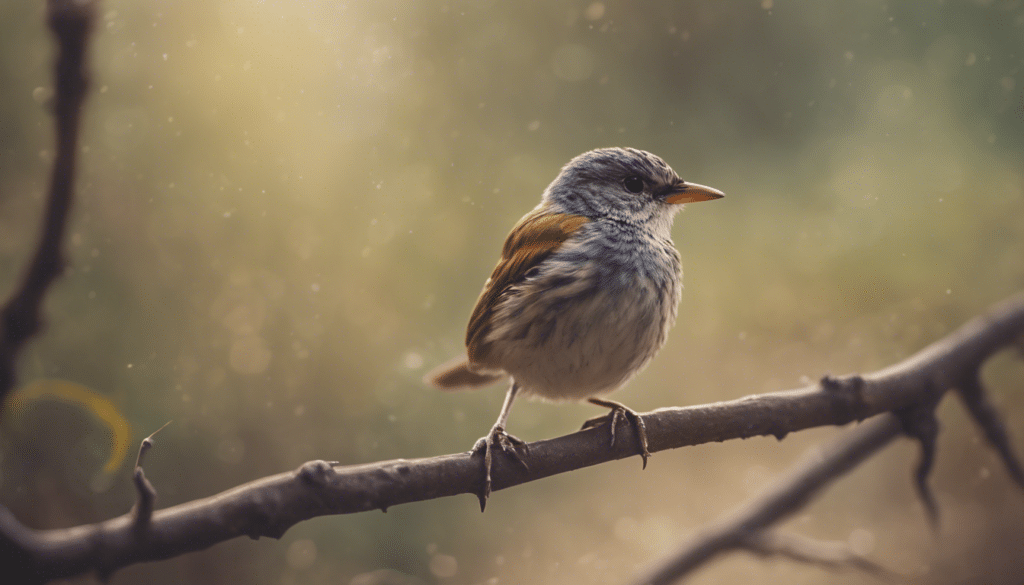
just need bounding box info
[623,176,645,194]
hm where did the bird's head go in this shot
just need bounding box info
[543,147,723,231]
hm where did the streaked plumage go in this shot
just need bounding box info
[428,147,723,509]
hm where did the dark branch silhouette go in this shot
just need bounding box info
[0,0,93,406]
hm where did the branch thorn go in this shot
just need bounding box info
[955,373,1024,491]
[131,421,172,531]
[896,403,941,529]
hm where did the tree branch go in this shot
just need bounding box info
[955,372,1024,490]
[629,415,903,585]
[129,422,172,535]
[1,291,1023,583]
[624,293,1024,584]
[0,0,94,407]
[742,531,905,584]
[2,2,1023,583]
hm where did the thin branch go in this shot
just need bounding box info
[742,531,906,584]
[629,415,904,585]
[895,401,941,528]
[130,422,172,532]
[0,0,94,406]
[955,373,1024,489]
[1,291,1022,583]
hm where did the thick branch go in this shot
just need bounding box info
[2,291,1023,583]
[0,0,93,405]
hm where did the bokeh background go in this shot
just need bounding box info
[2,1,1024,583]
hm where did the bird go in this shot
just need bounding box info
[426,147,723,510]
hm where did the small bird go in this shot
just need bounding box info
[427,147,723,509]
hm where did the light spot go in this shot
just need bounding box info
[584,2,605,20]
[32,87,53,104]
[527,120,541,132]
[403,352,424,369]
[761,0,773,9]
[429,554,458,578]
[216,437,245,464]
[286,539,317,569]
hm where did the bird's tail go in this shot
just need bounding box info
[425,355,504,390]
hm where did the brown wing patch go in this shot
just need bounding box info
[465,206,590,365]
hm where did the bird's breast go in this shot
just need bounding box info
[481,226,681,401]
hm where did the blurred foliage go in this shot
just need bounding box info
[1,0,1023,584]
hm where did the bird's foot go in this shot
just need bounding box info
[581,398,651,469]
[471,424,529,511]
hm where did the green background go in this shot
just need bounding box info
[2,1,1023,583]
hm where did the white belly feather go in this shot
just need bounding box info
[482,235,680,401]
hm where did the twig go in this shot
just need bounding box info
[0,0,95,407]
[624,292,1024,585]
[742,531,906,583]
[954,373,1024,489]
[895,401,941,528]
[130,421,172,532]
[629,415,904,585]
[0,291,1022,582]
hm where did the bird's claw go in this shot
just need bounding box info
[472,424,529,511]
[581,399,651,469]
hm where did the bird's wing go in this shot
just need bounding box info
[466,206,590,365]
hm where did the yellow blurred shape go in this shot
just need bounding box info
[4,379,132,474]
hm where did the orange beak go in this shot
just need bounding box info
[664,181,725,205]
